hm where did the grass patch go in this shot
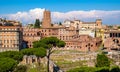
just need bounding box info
[53,50,83,54]
[27,63,47,72]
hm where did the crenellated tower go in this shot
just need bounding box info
[42,10,51,28]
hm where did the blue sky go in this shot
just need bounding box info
[0,0,120,25]
[0,0,120,14]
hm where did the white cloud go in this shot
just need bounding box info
[1,8,120,25]
[52,10,120,24]
[1,8,45,25]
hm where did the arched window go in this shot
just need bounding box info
[37,32,40,36]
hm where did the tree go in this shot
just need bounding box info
[117,26,120,29]
[21,47,46,58]
[0,51,23,62]
[108,25,113,28]
[0,57,17,72]
[51,24,53,26]
[59,22,62,25]
[33,37,66,72]
[34,19,41,28]
[96,54,110,67]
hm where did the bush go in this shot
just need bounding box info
[96,54,110,67]
[14,65,27,72]
[67,66,120,72]
[110,66,120,72]
[67,66,111,72]
[67,66,95,72]
[95,67,109,72]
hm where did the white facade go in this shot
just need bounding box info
[79,28,95,37]
[63,19,102,29]
[63,20,71,27]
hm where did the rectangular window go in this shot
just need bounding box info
[11,40,12,43]
[2,28,4,30]
[0,40,1,43]
[110,33,112,37]
[17,40,19,44]
[115,33,117,37]
[49,30,51,32]
[4,40,6,43]
[7,40,9,43]
[4,45,6,47]
[119,33,120,37]
[8,28,11,30]
[0,36,1,39]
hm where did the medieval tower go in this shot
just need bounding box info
[42,10,51,28]
[96,19,102,28]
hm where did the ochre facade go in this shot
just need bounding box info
[0,20,22,52]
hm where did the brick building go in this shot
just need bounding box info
[65,35,102,51]
[104,30,120,51]
[23,27,41,48]
[23,10,103,51]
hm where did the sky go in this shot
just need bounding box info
[0,0,120,25]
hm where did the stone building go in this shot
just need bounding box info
[79,28,95,37]
[0,20,22,52]
[0,18,22,26]
[21,55,41,65]
[63,19,102,29]
[63,19,102,38]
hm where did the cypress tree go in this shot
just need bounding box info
[34,19,40,28]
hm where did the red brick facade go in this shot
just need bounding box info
[104,30,120,51]
[23,27,41,48]
[42,10,51,28]
[65,35,102,51]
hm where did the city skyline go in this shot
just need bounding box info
[0,1,120,71]
[0,0,120,25]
